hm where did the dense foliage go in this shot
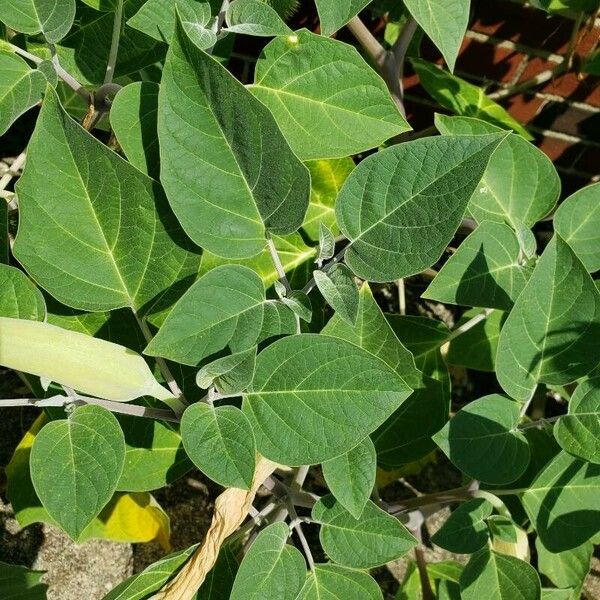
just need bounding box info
[1,0,599,598]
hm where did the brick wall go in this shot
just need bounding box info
[403,0,600,197]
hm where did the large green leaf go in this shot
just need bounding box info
[431,498,493,554]
[322,283,421,388]
[226,0,293,36]
[434,394,530,484]
[322,437,376,519]
[103,545,198,600]
[522,451,600,552]
[404,0,469,71]
[0,50,50,136]
[313,495,416,568]
[495,235,600,401]
[250,29,410,160]
[423,221,532,311]
[413,59,532,139]
[554,376,600,463]
[0,0,75,42]
[0,264,45,321]
[13,89,200,317]
[436,115,559,228]
[110,81,160,179]
[30,405,125,539]
[297,564,383,600]
[460,549,541,600]
[230,522,306,600]
[314,0,371,36]
[554,182,600,273]
[128,0,216,47]
[145,265,288,366]
[335,132,507,282]
[0,562,48,600]
[535,537,592,596]
[117,416,191,492]
[303,158,354,240]
[243,333,412,465]
[181,403,256,489]
[159,19,309,258]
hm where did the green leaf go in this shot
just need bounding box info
[314,0,371,36]
[200,233,316,288]
[403,0,469,71]
[554,182,600,273]
[297,564,383,600]
[146,265,277,366]
[435,115,559,228]
[317,223,336,264]
[230,522,305,599]
[250,30,410,160]
[30,405,125,539]
[313,495,416,568]
[555,376,600,463]
[522,451,600,552]
[196,347,257,395]
[431,498,493,554]
[535,537,591,595]
[13,88,200,317]
[102,544,198,600]
[226,0,293,36]
[413,60,532,139]
[314,264,359,325]
[243,333,412,465]
[159,20,309,259]
[197,543,239,599]
[495,235,600,401]
[55,0,162,86]
[423,221,532,310]
[181,403,256,489]
[303,158,354,240]
[460,549,541,600]
[336,132,507,282]
[110,81,160,179]
[322,437,376,519]
[0,50,49,136]
[129,0,216,47]
[433,394,530,484]
[117,416,191,492]
[446,309,504,372]
[0,562,48,600]
[281,290,312,322]
[0,0,75,42]
[0,199,7,264]
[0,317,172,402]
[323,283,421,389]
[0,264,46,321]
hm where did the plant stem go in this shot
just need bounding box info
[519,387,537,418]
[397,279,406,315]
[447,308,493,341]
[392,17,418,84]
[104,0,124,85]
[0,395,179,422]
[9,43,91,101]
[288,500,315,570]
[302,246,347,295]
[266,235,292,295]
[346,16,387,70]
[518,415,561,430]
[132,310,187,415]
[0,152,27,193]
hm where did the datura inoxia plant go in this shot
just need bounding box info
[0,0,599,598]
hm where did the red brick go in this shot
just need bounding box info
[456,38,524,84]
[505,94,547,125]
[518,57,561,83]
[470,0,572,53]
[542,72,600,106]
[537,136,577,166]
